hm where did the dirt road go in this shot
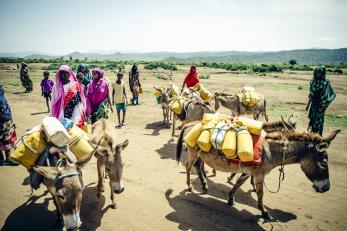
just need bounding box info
[1,65,346,230]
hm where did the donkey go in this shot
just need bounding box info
[212,92,269,122]
[171,96,215,137]
[227,115,297,189]
[154,86,172,128]
[89,119,129,209]
[33,148,94,230]
[177,122,340,219]
[178,115,297,192]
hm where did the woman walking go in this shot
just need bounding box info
[181,65,200,92]
[306,66,336,135]
[51,65,86,127]
[86,68,113,124]
[18,62,33,93]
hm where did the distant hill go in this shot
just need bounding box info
[1,48,346,64]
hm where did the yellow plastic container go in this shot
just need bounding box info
[197,120,217,152]
[198,84,212,102]
[237,129,254,162]
[197,130,212,152]
[68,126,94,161]
[169,85,179,96]
[139,87,143,94]
[236,116,263,135]
[153,89,161,97]
[202,113,229,124]
[10,131,48,168]
[169,97,185,114]
[82,123,88,133]
[222,128,237,159]
[184,123,204,148]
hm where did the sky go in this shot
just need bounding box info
[0,0,346,55]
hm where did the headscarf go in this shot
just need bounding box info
[184,65,200,88]
[86,68,109,115]
[131,64,138,74]
[76,63,92,86]
[309,66,336,107]
[51,65,86,119]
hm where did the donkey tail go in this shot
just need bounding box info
[176,126,185,163]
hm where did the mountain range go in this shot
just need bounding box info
[1,48,346,64]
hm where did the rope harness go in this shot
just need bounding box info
[263,138,288,193]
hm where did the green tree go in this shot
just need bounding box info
[289,59,297,65]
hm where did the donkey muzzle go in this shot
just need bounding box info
[313,179,330,193]
[112,181,125,194]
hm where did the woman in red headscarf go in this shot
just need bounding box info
[181,65,200,92]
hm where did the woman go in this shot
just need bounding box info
[306,66,336,135]
[0,85,18,166]
[19,62,33,93]
[51,65,86,128]
[181,65,199,92]
[76,63,92,89]
[129,64,141,94]
[86,68,113,124]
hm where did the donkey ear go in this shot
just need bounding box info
[316,141,330,152]
[33,166,59,180]
[115,139,129,152]
[323,129,341,144]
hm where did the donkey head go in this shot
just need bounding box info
[33,153,91,231]
[154,86,170,109]
[299,129,341,193]
[95,139,129,194]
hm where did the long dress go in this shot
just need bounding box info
[51,65,86,128]
[308,66,336,135]
[19,63,33,92]
[86,68,110,124]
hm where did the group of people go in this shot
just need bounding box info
[0,63,336,165]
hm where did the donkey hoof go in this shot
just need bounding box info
[111,203,117,209]
[188,187,192,192]
[212,169,216,176]
[252,188,256,192]
[262,212,272,220]
[227,199,234,206]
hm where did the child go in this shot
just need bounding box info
[40,71,54,112]
[112,71,127,128]
[76,72,87,94]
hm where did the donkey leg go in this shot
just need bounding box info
[109,181,117,209]
[254,174,271,219]
[194,158,208,192]
[186,147,199,192]
[96,157,105,198]
[250,176,256,192]
[172,114,176,137]
[228,173,249,206]
[227,173,237,183]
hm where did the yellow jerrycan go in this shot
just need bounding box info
[184,123,204,148]
[197,120,217,152]
[222,127,237,159]
[10,131,48,168]
[237,128,254,162]
[236,116,263,135]
[68,126,94,161]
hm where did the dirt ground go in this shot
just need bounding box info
[0,64,346,231]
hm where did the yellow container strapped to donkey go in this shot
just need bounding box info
[10,131,48,169]
[169,96,185,114]
[193,83,212,102]
[68,126,94,161]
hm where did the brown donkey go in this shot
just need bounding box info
[171,97,215,137]
[177,122,340,219]
[89,119,129,209]
[212,92,269,122]
[33,148,94,230]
